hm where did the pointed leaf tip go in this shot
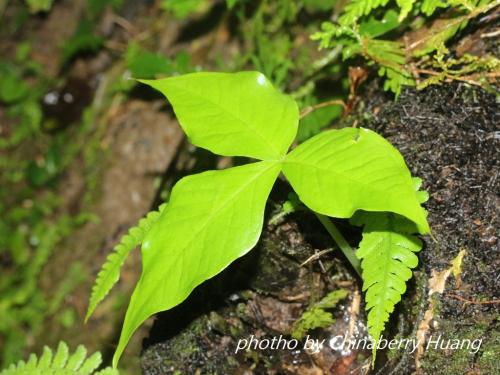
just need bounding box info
[283,127,429,233]
[140,72,299,160]
[112,161,282,365]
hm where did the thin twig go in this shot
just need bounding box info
[347,289,361,338]
[416,68,500,87]
[300,99,347,119]
[446,294,500,305]
[300,248,334,267]
[481,28,500,38]
[110,14,139,36]
[314,213,361,276]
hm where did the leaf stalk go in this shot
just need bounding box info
[314,212,361,276]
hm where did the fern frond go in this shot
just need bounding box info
[364,38,415,95]
[429,0,487,15]
[339,0,391,26]
[396,0,417,20]
[352,212,422,362]
[417,52,500,89]
[86,203,167,321]
[351,178,428,363]
[292,289,348,339]
[421,0,448,15]
[378,66,415,96]
[0,342,118,375]
[412,177,430,205]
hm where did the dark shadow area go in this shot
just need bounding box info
[175,2,227,43]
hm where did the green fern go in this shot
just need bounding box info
[417,52,500,89]
[339,0,420,25]
[86,203,167,321]
[352,212,422,361]
[292,289,348,339]
[396,0,417,20]
[313,0,498,95]
[312,18,417,95]
[351,178,428,363]
[339,0,391,26]
[0,342,118,375]
[365,38,414,95]
[421,0,448,15]
[422,0,487,15]
[378,66,415,96]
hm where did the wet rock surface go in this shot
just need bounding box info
[141,82,498,374]
[359,82,499,375]
[364,83,498,301]
[141,206,368,374]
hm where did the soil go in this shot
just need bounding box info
[140,82,499,375]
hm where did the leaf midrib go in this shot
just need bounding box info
[365,220,401,338]
[146,161,280,305]
[169,80,283,158]
[283,159,410,201]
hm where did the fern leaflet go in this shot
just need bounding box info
[421,0,448,15]
[292,289,348,339]
[351,178,428,363]
[339,0,391,26]
[378,66,415,97]
[352,212,422,361]
[0,342,117,375]
[396,0,417,20]
[86,203,167,321]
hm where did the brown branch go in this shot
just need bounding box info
[109,14,139,36]
[300,99,347,119]
[445,293,500,305]
[300,249,334,267]
[415,68,500,87]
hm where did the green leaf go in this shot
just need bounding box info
[292,289,348,339]
[396,0,416,21]
[140,72,299,160]
[0,341,117,375]
[421,0,448,16]
[378,65,415,96]
[113,161,281,366]
[359,9,399,38]
[350,211,423,363]
[52,342,69,368]
[66,345,86,371]
[226,0,238,9]
[161,0,207,18]
[61,20,104,63]
[293,309,334,339]
[125,43,174,79]
[86,204,167,321]
[339,0,391,26]
[0,63,29,104]
[25,0,53,13]
[282,128,429,233]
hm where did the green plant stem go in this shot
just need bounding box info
[314,212,361,276]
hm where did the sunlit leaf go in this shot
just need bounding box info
[282,127,429,233]
[141,71,299,160]
[113,161,281,365]
[350,211,423,363]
